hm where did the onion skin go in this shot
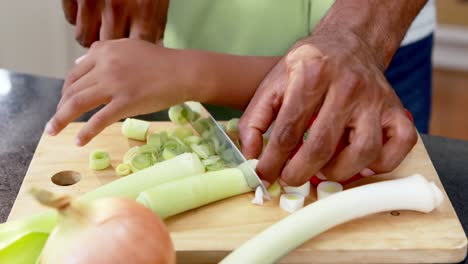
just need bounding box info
[39,198,175,264]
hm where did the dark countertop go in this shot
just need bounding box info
[0,69,466,263]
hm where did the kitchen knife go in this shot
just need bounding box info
[182,102,271,200]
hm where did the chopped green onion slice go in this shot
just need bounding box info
[210,136,222,153]
[164,138,187,154]
[201,130,212,139]
[168,105,189,125]
[220,148,236,165]
[193,118,212,133]
[121,118,150,141]
[201,155,221,166]
[147,132,168,148]
[172,126,194,140]
[123,146,139,165]
[162,148,178,160]
[227,118,239,132]
[205,159,225,171]
[184,135,202,145]
[89,150,111,170]
[129,153,152,172]
[187,110,200,122]
[190,143,214,159]
[115,163,131,176]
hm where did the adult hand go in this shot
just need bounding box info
[61,0,169,47]
[238,32,417,186]
[46,39,193,145]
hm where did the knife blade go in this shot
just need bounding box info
[182,102,271,200]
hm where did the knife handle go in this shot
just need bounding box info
[292,109,413,186]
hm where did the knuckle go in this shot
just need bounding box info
[398,126,418,147]
[69,95,84,109]
[75,31,93,47]
[90,40,105,50]
[273,125,301,153]
[341,71,361,95]
[304,133,335,162]
[283,176,305,187]
[354,136,380,161]
[374,161,397,174]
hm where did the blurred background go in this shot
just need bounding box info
[0,1,467,140]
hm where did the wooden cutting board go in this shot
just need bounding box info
[7,122,467,263]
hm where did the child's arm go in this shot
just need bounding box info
[46,39,280,146]
[188,50,281,109]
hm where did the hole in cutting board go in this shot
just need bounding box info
[390,211,400,216]
[51,171,81,186]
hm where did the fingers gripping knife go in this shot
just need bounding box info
[294,109,414,186]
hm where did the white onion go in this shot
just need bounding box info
[31,188,175,264]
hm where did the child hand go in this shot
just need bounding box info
[46,39,195,146]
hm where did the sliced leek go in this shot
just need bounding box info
[147,132,168,148]
[121,118,150,141]
[115,163,131,176]
[89,150,110,170]
[251,186,264,206]
[171,126,193,140]
[283,181,310,197]
[168,105,189,125]
[279,194,305,213]
[317,181,343,200]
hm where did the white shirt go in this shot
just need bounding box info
[401,0,436,46]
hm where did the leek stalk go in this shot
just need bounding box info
[136,167,252,219]
[221,174,444,264]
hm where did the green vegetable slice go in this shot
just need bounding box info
[147,132,168,148]
[184,135,202,145]
[190,143,214,159]
[227,118,239,132]
[171,126,194,140]
[121,118,150,141]
[129,153,152,172]
[89,150,110,170]
[115,163,131,176]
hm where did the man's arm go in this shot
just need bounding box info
[314,0,427,69]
